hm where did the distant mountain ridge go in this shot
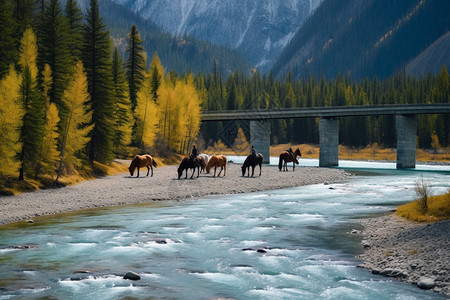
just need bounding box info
[108,0,322,72]
[272,0,450,80]
[72,0,252,75]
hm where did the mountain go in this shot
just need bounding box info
[272,0,450,80]
[108,0,322,72]
[406,31,450,77]
[72,0,251,76]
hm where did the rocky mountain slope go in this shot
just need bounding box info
[109,0,322,72]
[272,0,450,79]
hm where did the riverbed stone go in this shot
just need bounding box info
[417,277,435,290]
[123,271,140,281]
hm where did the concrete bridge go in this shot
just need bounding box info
[201,104,450,168]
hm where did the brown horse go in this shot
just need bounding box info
[129,154,158,177]
[278,148,301,171]
[177,156,206,179]
[206,155,227,177]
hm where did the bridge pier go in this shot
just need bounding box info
[250,120,271,164]
[396,115,417,168]
[319,118,339,167]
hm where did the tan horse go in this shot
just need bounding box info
[129,154,157,177]
[205,155,227,177]
[278,148,301,171]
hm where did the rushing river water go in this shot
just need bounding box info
[0,160,449,299]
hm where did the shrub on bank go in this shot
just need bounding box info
[397,189,450,222]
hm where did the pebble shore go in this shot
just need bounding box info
[0,163,350,226]
[357,213,450,296]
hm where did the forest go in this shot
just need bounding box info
[0,0,448,188]
[0,0,201,185]
[200,68,449,150]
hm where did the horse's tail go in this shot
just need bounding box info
[152,159,157,167]
[278,155,283,171]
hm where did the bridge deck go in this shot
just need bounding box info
[202,104,450,121]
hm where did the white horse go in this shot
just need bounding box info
[198,153,210,173]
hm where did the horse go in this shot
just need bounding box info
[177,156,205,179]
[129,154,158,177]
[242,153,263,177]
[205,155,227,177]
[278,148,302,171]
[198,153,210,173]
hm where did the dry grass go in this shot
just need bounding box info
[397,190,450,222]
[270,143,450,163]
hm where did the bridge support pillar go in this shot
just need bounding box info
[396,115,416,169]
[250,120,271,164]
[319,118,339,167]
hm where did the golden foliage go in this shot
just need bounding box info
[135,72,159,148]
[397,190,450,222]
[232,127,250,155]
[0,66,23,176]
[60,61,92,169]
[18,27,38,79]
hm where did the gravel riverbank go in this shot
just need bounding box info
[0,163,350,226]
[357,213,450,296]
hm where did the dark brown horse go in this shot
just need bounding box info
[278,148,301,171]
[242,153,263,177]
[129,154,158,177]
[177,156,206,179]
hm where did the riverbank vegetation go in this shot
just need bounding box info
[397,185,450,222]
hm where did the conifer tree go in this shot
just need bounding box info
[18,28,45,180]
[112,47,133,156]
[35,64,60,178]
[82,0,115,163]
[0,66,23,176]
[55,61,92,184]
[65,0,83,64]
[125,24,146,110]
[38,0,72,130]
[0,0,17,78]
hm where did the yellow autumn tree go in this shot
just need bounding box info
[18,27,38,80]
[232,127,250,154]
[135,71,159,150]
[155,73,202,153]
[35,64,60,178]
[0,66,23,176]
[178,74,202,153]
[55,61,92,184]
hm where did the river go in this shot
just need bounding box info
[0,159,449,299]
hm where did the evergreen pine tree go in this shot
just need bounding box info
[35,64,60,178]
[65,0,83,64]
[0,0,17,78]
[82,0,115,163]
[112,47,133,156]
[18,28,45,180]
[125,24,146,111]
[38,0,72,133]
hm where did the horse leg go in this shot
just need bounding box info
[259,163,262,176]
[185,169,188,179]
[293,161,295,171]
[251,166,255,177]
[150,165,153,177]
[190,168,195,179]
[136,167,140,177]
[146,165,150,176]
